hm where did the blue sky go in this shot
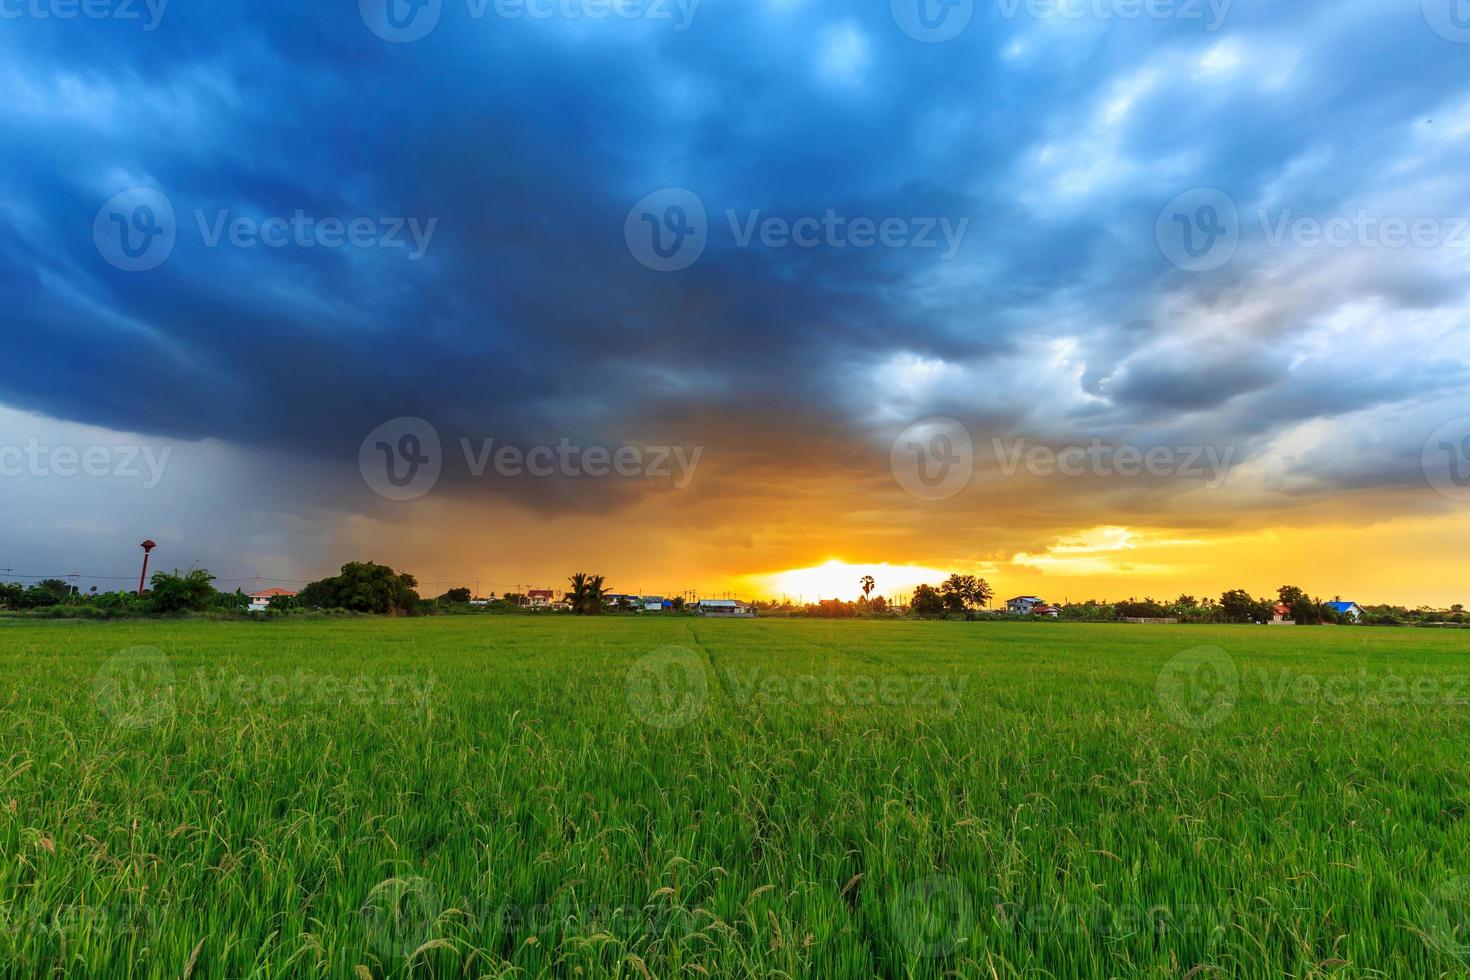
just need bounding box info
[2,0,1469,601]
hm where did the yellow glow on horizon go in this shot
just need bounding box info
[748,559,966,602]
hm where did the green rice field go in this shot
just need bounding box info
[3,616,1470,977]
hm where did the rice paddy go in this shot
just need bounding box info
[2,616,1470,977]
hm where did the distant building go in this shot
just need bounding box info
[247,587,296,613]
[1031,604,1061,618]
[698,599,755,618]
[1006,596,1046,615]
[1325,601,1364,622]
[524,589,554,609]
[641,596,667,612]
[1270,603,1294,625]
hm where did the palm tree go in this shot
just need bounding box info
[860,575,875,600]
[568,572,591,614]
[587,574,608,615]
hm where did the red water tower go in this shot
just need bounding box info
[137,540,157,595]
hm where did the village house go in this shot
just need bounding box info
[523,589,554,609]
[699,599,755,618]
[247,587,296,612]
[1325,600,1365,622]
[1006,596,1046,615]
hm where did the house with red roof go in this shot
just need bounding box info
[248,587,297,612]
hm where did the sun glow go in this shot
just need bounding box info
[748,559,961,602]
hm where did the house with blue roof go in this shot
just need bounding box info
[1325,600,1365,622]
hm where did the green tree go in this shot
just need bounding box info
[298,562,420,615]
[940,574,993,612]
[860,575,875,600]
[149,569,218,613]
[910,584,944,617]
[438,587,472,604]
[1220,589,1267,624]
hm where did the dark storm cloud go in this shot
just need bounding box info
[1,0,1468,515]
